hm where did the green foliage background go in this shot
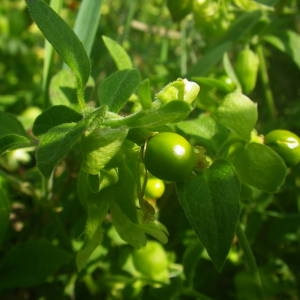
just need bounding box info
[0,0,300,299]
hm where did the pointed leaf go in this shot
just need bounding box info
[110,200,147,249]
[0,111,27,137]
[139,222,169,244]
[26,0,90,88]
[102,35,133,70]
[98,69,140,112]
[36,122,86,178]
[229,143,287,192]
[113,153,139,223]
[216,92,258,140]
[76,171,110,270]
[74,0,103,57]
[177,159,240,270]
[0,135,31,155]
[33,105,82,136]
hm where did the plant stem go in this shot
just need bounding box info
[256,44,277,120]
[77,85,86,114]
[236,223,265,300]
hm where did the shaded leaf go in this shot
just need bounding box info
[188,11,262,76]
[0,111,27,137]
[189,42,232,77]
[36,122,86,178]
[110,200,147,249]
[76,170,110,270]
[177,160,240,270]
[264,30,300,69]
[139,222,169,244]
[33,105,82,136]
[0,239,72,290]
[0,135,31,155]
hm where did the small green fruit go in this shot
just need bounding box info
[235,48,259,94]
[264,129,300,166]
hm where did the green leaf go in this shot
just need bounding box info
[36,122,86,178]
[220,10,262,44]
[74,0,103,57]
[105,101,191,128]
[42,0,63,92]
[113,151,139,223]
[189,42,232,76]
[98,69,140,113]
[188,11,262,76]
[76,170,110,271]
[136,79,152,109]
[0,239,72,290]
[0,111,27,137]
[183,241,203,286]
[49,69,78,107]
[176,114,229,152]
[0,176,10,245]
[81,127,128,175]
[139,222,169,244]
[102,35,133,70]
[264,31,300,69]
[84,106,107,134]
[26,0,90,89]
[49,69,94,108]
[110,200,147,249]
[98,168,119,191]
[215,92,258,140]
[33,105,82,136]
[177,159,240,270]
[0,135,31,155]
[76,226,103,272]
[229,143,287,193]
[0,112,31,154]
